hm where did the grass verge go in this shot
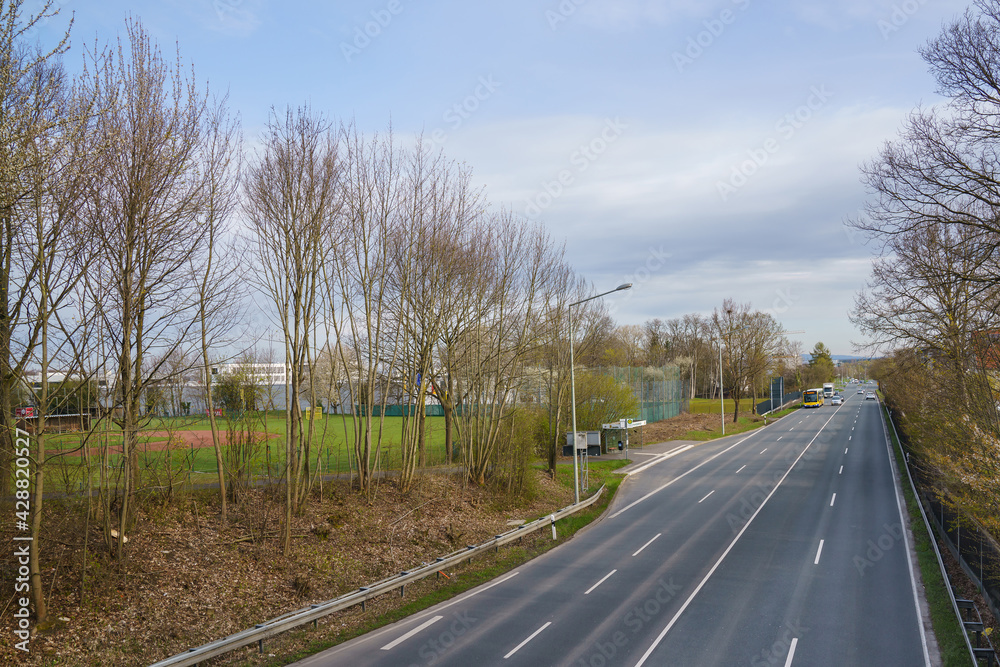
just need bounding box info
[257,460,627,666]
[881,402,969,666]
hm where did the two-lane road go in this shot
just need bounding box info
[295,388,934,666]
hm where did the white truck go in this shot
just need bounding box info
[822,383,834,398]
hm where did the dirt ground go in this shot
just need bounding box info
[69,429,279,458]
[0,470,574,666]
[640,411,725,443]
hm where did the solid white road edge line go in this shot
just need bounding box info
[435,571,520,612]
[631,411,839,667]
[878,405,933,666]
[503,621,551,659]
[380,615,443,650]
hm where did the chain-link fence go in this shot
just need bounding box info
[597,365,688,422]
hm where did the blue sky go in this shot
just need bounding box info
[32,0,972,355]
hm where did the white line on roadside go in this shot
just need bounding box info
[877,404,932,665]
[698,490,715,503]
[625,444,694,477]
[735,465,746,474]
[632,534,661,557]
[632,411,839,666]
[830,493,836,507]
[504,622,551,659]
[584,569,618,595]
[784,637,798,667]
[814,540,824,565]
[612,432,762,518]
[435,571,519,612]
[380,615,443,650]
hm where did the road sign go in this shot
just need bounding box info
[602,419,647,429]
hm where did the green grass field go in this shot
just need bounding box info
[30,413,457,494]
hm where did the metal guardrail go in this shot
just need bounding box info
[882,406,990,665]
[148,485,606,667]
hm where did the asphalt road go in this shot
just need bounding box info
[292,386,934,667]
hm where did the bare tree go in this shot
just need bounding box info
[853,221,998,393]
[324,124,401,499]
[452,213,559,487]
[16,50,99,624]
[0,0,71,497]
[713,300,784,422]
[243,106,339,553]
[389,146,483,489]
[193,101,242,524]
[81,18,232,557]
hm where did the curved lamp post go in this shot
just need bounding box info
[569,282,632,503]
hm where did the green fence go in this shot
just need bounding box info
[598,365,687,423]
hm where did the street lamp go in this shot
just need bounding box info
[569,282,632,504]
[718,335,725,435]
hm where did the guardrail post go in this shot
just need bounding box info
[550,514,557,540]
[146,485,606,667]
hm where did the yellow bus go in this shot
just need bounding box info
[803,388,824,408]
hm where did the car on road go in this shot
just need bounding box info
[831,396,843,405]
[866,392,877,400]
[858,388,864,394]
